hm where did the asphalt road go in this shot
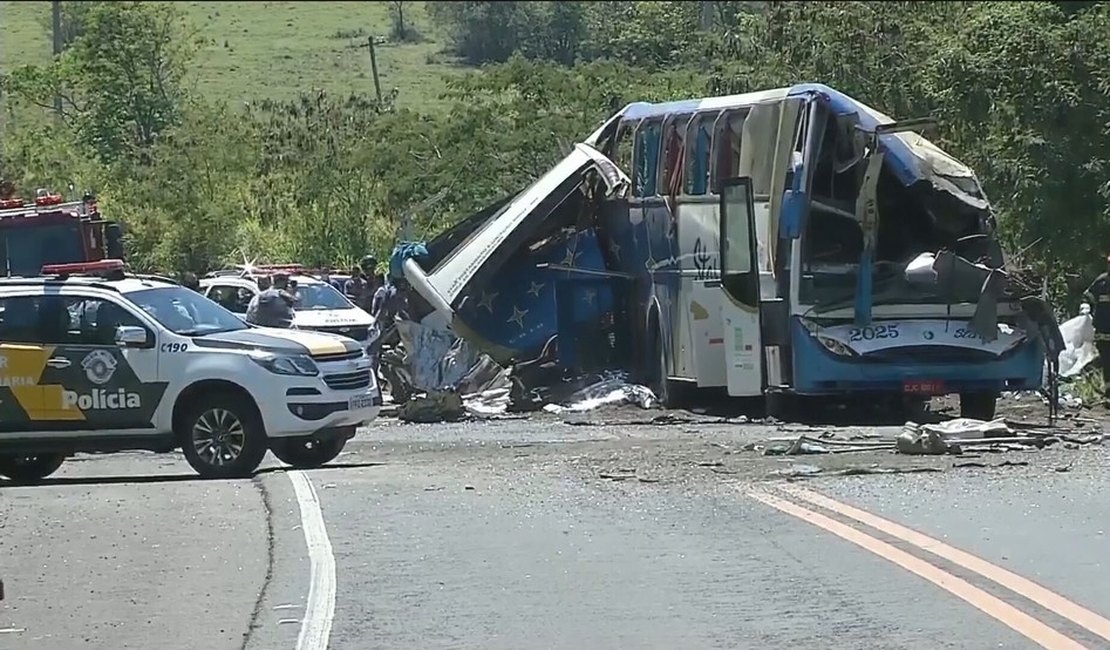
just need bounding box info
[2,411,1110,649]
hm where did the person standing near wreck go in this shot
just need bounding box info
[1083,256,1110,394]
[246,271,296,328]
[369,274,409,371]
[344,265,367,307]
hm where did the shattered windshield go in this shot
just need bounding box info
[800,259,987,312]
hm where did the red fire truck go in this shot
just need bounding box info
[0,185,124,277]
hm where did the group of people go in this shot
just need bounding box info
[179,255,409,366]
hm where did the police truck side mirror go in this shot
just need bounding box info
[115,325,149,347]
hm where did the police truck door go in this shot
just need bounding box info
[719,177,762,397]
[37,295,163,432]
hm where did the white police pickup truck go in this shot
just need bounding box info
[0,260,380,483]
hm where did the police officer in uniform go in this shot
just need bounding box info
[1083,255,1110,394]
[246,271,296,328]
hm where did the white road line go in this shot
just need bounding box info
[288,471,337,650]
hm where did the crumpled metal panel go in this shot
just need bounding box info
[788,83,989,212]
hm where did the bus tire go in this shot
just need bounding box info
[648,320,676,408]
[959,392,997,421]
[765,391,792,421]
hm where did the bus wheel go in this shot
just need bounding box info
[649,324,675,408]
[765,391,792,421]
[959,392,997,421]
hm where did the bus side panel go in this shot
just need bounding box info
[674,201,726,388]
[643,201,683,379]
[601,200,682,375]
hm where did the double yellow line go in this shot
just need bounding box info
[749,485,1110,649]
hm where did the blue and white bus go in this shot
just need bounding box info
[402,83,1049,419]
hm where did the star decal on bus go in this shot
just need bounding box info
[478,291,498,313]
[507,305,528,329]
[608,240,621,261]
[526,281,544,297]
[561,247,578,267]
[583,288,597,304]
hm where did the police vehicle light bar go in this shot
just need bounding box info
[256,264,305,271]
[41,259,126,275]
[34,189,64,207]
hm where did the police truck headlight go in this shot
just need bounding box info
[251,352,320,377]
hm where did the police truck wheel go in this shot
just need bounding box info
[271,435,347,469]
[959,392,998,421]
[0,453,65,483]
[180,395,267,479]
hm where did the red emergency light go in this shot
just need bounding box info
[34,192,64,207]
[256,264,305,273]
[41,259,126,276]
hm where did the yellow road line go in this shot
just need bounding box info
[748,488,1086,650]
[782,485,1110,645]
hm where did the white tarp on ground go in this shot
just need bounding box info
[1058,304,1098,378]
[541,372,658,414]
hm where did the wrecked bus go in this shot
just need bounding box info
[401,83,1053,419]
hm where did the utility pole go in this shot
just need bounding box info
[366,36,383,104]
[52,0,63,116]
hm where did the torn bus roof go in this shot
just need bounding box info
[788,84,989,211]
[402,143,629,363]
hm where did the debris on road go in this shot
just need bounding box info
[541,373,657,414]
[397,390,466,423]
[753,416,1102,463]
[379,288,661,422]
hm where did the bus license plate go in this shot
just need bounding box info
[349,394,376,410]
[904,380,945,395]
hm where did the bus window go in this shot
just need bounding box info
[685,112,717,195]
[712,108,748,193]
[659,114,692,197]
[613,123,634,176]
[632,119,662,197]
[739,102,782,197]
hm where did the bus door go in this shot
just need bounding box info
[719,177,762,397]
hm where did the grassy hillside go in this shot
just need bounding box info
[0,1,463,110]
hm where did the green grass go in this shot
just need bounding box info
[0,1,465,111]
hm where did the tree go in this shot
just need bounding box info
[581,2,704,68]
[389,1,416,42]
[37,1,97,52]
[4,1,195,165]
[428,1,545,65]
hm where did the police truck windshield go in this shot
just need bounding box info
[128,286,249,335]
[293,282,354,310]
